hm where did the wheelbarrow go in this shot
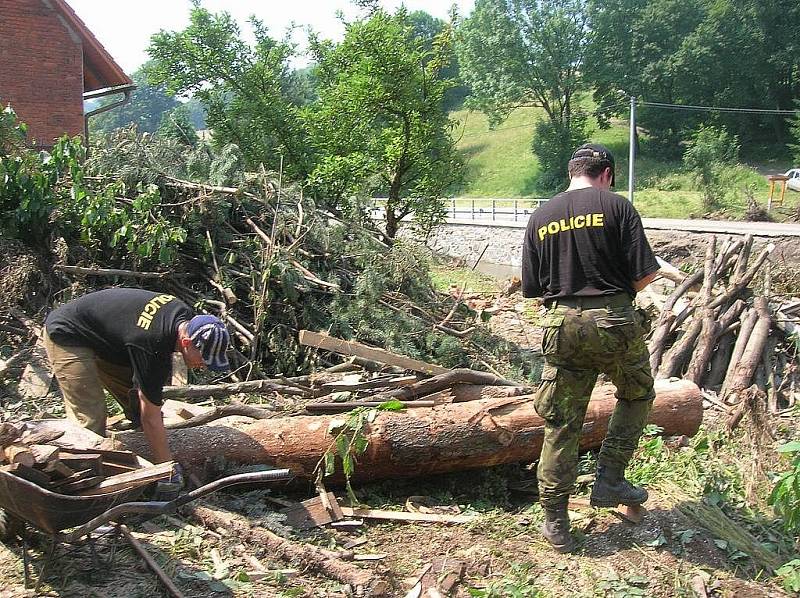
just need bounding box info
[0,466,294,595]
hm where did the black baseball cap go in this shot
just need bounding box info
[570,143,615,187]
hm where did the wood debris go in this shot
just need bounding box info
[0,421,165,496]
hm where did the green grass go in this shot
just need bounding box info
[452,106,800,220]
[430,264,499,294]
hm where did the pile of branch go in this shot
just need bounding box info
[0,422,170,495]
[648,235,797,413]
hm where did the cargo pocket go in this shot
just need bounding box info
[595,310,638,353]
[539,308,566,357]
[534,364,562,424]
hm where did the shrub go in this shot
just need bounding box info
[683,125,740,211]
[531,112,589,192]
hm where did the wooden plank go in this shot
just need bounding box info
[321,375,418,392]
[49,468,95,488]
[58,454,103,476]
[57,475,105,494]
[59,447,139,465]
[2,444,34,467]
[77,461,174,496]
[340,507,475,524]
[44,460,77,479]
[299,331,449,376]
[29,444,60,465]
[282,492,344,530]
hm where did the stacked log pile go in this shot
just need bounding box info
[648,234,797,415]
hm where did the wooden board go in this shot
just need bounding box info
[77,461,174,496]
[340,507,475,524]
[59,447,139,466]
[321,375,418,392]
[282,492,344,530]
[58,454,103,476]
[299,331,449,376]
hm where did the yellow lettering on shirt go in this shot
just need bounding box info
[136,294,176,330]
[536,213,605,241]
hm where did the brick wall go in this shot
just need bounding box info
[0,0,84,147]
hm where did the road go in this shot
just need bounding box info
[442,214,800,237]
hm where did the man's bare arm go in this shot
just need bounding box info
[633,270,660,292]
[139,391,171,463]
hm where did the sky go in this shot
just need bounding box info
[68,0,476,74]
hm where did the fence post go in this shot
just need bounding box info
[514,199,518,221]
[452,198,456,218]
[492,199,496,221]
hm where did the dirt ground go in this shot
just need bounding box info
[0,252,796,597]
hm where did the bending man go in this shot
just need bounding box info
[43,288,230,464]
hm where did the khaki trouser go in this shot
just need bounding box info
[534,298,655,508]
[42,329,136,436]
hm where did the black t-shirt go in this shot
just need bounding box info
[522,187,659,301]
[45,289,193,406]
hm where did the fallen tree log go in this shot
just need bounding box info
[116,379,702,483]
[162,380,308,400]
[370,368,522,402]
[188,504,387,596]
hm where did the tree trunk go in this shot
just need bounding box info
[722,297,771,402]
[115,379,702,482]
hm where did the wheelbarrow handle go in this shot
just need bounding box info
[60,469,292,543]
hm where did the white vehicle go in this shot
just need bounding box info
[786,168,800,192]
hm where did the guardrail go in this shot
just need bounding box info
[372,197,548,222]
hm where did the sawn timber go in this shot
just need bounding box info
[115,379,702,483]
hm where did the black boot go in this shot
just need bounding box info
[541,504,575,553]
[590,463,648,507]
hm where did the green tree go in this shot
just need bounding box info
[158,104,198,146]
[683,124,739,210]
[407,10,468,112]
[789,100,800,165]
[90,64,179,134]
[587,0,800,153]
[306,9,464,240]
[456,0,590,189]
[146,1,310,178]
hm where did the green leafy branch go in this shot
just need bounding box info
[769,440,800,535]
[315,399,405,504]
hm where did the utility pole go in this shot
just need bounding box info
[628,96,636,203]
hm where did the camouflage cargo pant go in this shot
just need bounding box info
[535,299,655,508]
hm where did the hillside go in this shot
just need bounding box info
[452,107,800,221]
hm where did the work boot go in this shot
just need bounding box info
[540,504,575,553]
[590,463,648,507]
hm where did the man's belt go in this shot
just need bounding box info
[545,292,633,310]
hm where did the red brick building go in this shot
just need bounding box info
[0,0,134,147]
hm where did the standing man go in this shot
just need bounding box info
[43,288,230,464]
[522,144,660,553]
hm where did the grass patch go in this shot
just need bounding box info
[430,264,499,294]
[451,106,800,220]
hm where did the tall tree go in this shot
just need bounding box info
[90,64,179,134]
[587,0,800,152]
[306,9,463,240]
[456,0,590,187]
[145,1,310,178]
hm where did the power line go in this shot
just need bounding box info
[639,100,800,116]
